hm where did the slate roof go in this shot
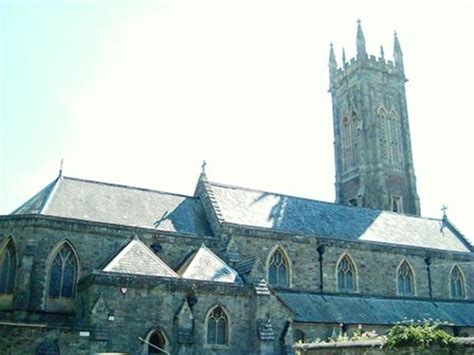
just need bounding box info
[12,176,213,236]
[206,181,472,253]
[276,291,474,326]
[10,175,472,253]
[103,239,178,277]
[178,244,241,283]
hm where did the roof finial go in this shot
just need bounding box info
[441,204,448,218]
[201,160,207,174]
[59,158,64,177]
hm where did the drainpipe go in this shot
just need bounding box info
[424,256,432,299]
[317,245,325,294]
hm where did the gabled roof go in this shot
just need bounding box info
[103,238,178,278]
[205,181,471,253]
[277,291,474,326]
[12,176,213,236]
[10,174,472,253]
[178,244,241,283]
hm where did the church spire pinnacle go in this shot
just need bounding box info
[393,31,404,74]
[356,19,367,60]
[329,42,337,79]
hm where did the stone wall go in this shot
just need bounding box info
[293,337,474,355]
[227,229,473,300]
[80,273,258,354]
[0,323,92,355]
[0,216,472,354]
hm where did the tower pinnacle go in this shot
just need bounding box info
[393,31,405,74]
[329,42,337,79]
[356,19,367,59]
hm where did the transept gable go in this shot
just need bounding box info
[103,238,178,278]
[177,243,241,284]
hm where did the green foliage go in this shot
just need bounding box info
[386,320,455,350]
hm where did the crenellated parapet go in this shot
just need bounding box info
[329,20,406,90]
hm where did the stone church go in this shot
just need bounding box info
[1,22,473,355]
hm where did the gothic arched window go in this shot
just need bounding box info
[206,306,228,346]
[341,113,358,172]
[337,255,356,292]
[268,247,290,287]
[48,243,78,298]
[397,261,414,296]
[450,266,465,299]
[36,340,60,355]
[0,240,16,294]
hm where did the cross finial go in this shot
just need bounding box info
[441,205,448,217]
[59,158,64,177]
[201,160,207,174]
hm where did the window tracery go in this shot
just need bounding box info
[378,107,402,165]
[337,255,356,292]
[450,266,465,299]
[397,261,414,296]
[48,243,77,298]
[341,112,358,172]
[268,247,289,287]
[0,240,16,294]
[206,306,228,346]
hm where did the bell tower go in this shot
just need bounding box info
[329,20,420,215]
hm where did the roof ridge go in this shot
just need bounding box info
[444,218,473,251]
[39,176,62,214]
[62,176,196,199]
[208,180,442,222]
[10,177,60,215]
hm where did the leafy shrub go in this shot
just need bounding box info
[386,320,455,350]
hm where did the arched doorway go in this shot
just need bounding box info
[143,329,169,354]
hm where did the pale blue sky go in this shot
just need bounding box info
[1,1,473,241]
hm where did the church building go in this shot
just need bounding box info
[0,22,473,354]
